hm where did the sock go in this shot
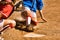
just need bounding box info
[26,17,31,26]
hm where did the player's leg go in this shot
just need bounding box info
[31,0,38,25]
[3,19,16,28]
[37,0,47,22]
[31,11,38,25]
[24,7,32,27]
[23,0,32,26]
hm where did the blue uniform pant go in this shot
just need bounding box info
[23,0,43,12]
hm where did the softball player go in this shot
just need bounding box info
[23,0,43,29]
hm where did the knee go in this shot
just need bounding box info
[31,11,37,17]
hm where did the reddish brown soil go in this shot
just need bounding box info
[1,0,60,40]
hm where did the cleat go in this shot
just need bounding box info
[9,24,14,28]
[32,21,38,25]
[26,25,34,32]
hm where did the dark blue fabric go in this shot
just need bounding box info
[23,0,43,12]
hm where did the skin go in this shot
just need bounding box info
[26,9,37,25]
[0,12,3,19]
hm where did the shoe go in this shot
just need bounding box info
[26,25,34,32]
[32,20,38,25]
[8,23,14,28]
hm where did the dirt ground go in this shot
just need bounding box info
[0,0,60,40]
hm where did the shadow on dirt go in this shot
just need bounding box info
[15,21,34,32]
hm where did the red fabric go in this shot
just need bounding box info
[0,4,13,18]
[9,23,14,28]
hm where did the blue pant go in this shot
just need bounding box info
[23,0,43,12]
